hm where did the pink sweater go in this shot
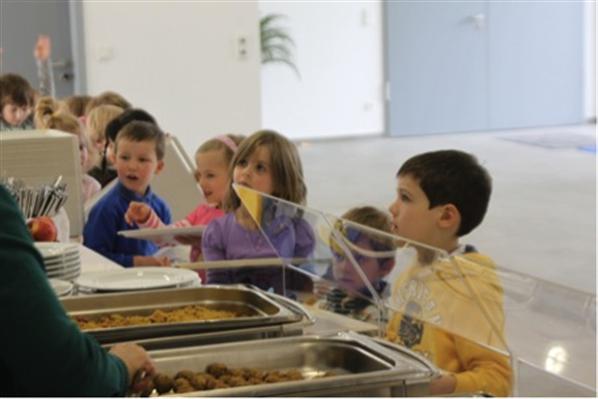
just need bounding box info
[139,204,224,261]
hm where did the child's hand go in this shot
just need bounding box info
[174,234,200,246]
[125,201,151,225]
[313,278,333,299]
[33,35,51,61]
[429,374,456,395]
[133,255,171,267]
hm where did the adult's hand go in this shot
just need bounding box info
[109,342,155,385]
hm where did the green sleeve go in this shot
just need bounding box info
[0,186,129,396]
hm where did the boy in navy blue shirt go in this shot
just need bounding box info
[84,121,171,267]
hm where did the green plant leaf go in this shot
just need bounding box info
[260,13,299,78]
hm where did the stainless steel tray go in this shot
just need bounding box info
[148,331,438,397]
[62,285,306,344]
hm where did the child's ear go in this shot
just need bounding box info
[438,204,460,233]
[154,160,165,175]
[108,151,116,165]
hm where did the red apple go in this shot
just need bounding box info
[28,216,58,242]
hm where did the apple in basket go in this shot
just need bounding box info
[27,216,58,242]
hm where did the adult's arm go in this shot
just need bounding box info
[0,186,128,396]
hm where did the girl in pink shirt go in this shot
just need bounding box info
[124,134,244,276]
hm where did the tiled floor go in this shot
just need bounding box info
[297,123,597,395]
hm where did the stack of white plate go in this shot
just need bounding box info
[74,267,200,293]
[35,242,81,281]
[48,278,74,297]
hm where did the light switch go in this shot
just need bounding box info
[236,35,248,60]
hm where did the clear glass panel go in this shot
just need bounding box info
[490,263,596,395]
[233,184,516,396]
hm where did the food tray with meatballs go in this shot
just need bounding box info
[139,331,438,397]
[62,285,311,344]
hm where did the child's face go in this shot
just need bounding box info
[233,145,273,195]
[113,138,163,196]
[332,236,388,292]
[388,174,441,246]
[2,102,31,126]
[195,149,229,206]
[90,127,106,153]
[78,138,89,171]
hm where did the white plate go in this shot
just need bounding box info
[44,256,80,267]
[74,267,200,292]
[117,225,206,245]
[35,242,79,259]
[48,278,73,297]
[47,265,81,276]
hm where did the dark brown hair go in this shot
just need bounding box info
[0,73,35,108]
[114,121,166,160]
[398,149,492,236]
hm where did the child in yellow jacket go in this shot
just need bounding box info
[385,150,512,396]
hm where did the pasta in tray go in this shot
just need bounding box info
[73,305,242,330]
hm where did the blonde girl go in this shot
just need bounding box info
[201,130,315,293]
[124,134,245,271]
[34,97,100,204]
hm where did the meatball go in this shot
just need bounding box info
[228,376,248,387]
[137,379,155,397]
[229,368,244,378]
[175,369,196,382]
[206,363,229,378]
[213,379,229,389]
[153,373,174,394]
[191,374,211,390]
[174,378,194,394]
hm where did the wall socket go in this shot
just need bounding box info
[236,35,248,60]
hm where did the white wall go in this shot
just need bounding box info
[82,3,261,157]
[259,1,385,139]
[584,1,596,121]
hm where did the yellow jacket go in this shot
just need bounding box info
[386,251,512,396]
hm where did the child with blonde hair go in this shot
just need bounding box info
[201,130,315,293]
[124,134,245,277]
[84,91,131,116]
[63,95,92,118]
[34,97,100,203]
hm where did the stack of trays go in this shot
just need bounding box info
[35,242,81,281]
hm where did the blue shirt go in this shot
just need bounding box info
[83,181,171,267]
